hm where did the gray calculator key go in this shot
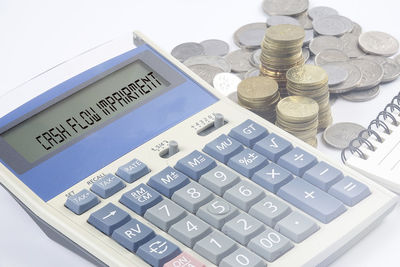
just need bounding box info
[90,173,125,199]
[277,147,317,176]
[203,134,244,163]
[249,196,291,227]
[194,230,237,264]
[144,199,186,231]
[275,211,319,243]
[303,161,344,191]
[87,203,131,236]
[172,182,213,213]
[65,189,100,215]
[229,119,268,148]
[116,158,150,183]
[248,229,293,262]
[220,247,266,267]
[252,163,293,193]
[253,133,293,162]
[278,178,346,223]
[222,213,264,245]
[224,180,264,211]
[199,165,240,196]
[168,214,211,248]
[328,176,371,206]
[227,148,268,178]
[196,197,239,229]
[174,150,217,181]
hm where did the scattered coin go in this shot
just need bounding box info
[171,42,205,62]
[350,58,384,90]
[225,49,253,73]
[395,54,400,66]
[308,6,339,20]
[340,33,365,58]
[200,39,230,57]
[328,62,362,94]
[244,68,260,79]
[341,85,380,102]
[184,55,231,72]
[213,72,242,96]
[302,47,310,62]
[360,55,400,83]
[294,11,313,29]
[320,63,349,86]
[303,29,314,46]
[250,49,261,68]
[359,31,399,56]
[267,15,301,27]
[351,22,362,36]
[314,49,349,66]
[262,0,309,16]
[313,15,353,36]
[234,23,267,49]
[329,94,338,106]
[323,122,365,149]
[188,64,223,85]
[309,35,344,55]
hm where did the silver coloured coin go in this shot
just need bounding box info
[321,63,349,86]
[294,11,313,30]
[350,59,384,90]
[309,36,344,55]
[213,72,242,97]
[359,31,399,57]
[340,33,365,58]
[234,23,267,49]
[341,85,380,102]
[313,15,353,37]
[395,54,400,66]
[351,22,362,36]
[262,0,309,16]
[235,72,247,81]
[323,122,365,149]
[225,49,253,73]
[188,64,224,85]
[308,6,339,21]
[200,39,230,57]
[314,49,349,66]
[171,42,204,62]
[329,94,338,106]
[184,55,231,72]
[266,15,301,27]
[303,29,314,46]
[329,62,362,94]
[302,47,310,62]
[244,68,261,79]
[360,56,400,83]
[250,49,262,68]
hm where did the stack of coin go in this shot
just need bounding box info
[260,24,305,97]
[237,76,280,122]
[276,96,319,147]
[286,64,333,129]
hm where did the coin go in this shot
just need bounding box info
[262,0,309,16]
[340,33,365,58]
[360,55,400,83]
[213,72,242,96]
[328,62,362,94]
[286,64,328,86]
[188,64,224,85]
[314,49,349,66]
[330,94,338,106]
[359,31,399,56]
[225,49,253,73]
[302,47,310,62]
[277,96,319,122]
[171,42,205,62]
[309,36,344,55]
[350,58,384,90]
[320,63,349,86]
[341,85,380,102]
[395,54,400,66]
[308,6,339,20]
[200,39,230,57]
[294,11,313,30]
[323,122,365,149]
[313,15,353,36]
[244,68,260,79]
[303,29,314,46]
[267,15,301,27]
[234,23,267,49]
[351,22,362,36]
[184,55,231,72]
[250,49,261,68]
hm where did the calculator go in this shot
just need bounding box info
[0,32,396,267]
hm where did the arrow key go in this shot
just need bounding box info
[88,203,131,236]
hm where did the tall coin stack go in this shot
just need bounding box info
[286,64,333,129]
[260,24,305,97]
[237,76,280,122]
[276,96,319,147]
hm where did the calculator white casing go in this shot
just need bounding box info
[0,31,397,267]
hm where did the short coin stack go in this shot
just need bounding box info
[286,64,333,129]
[276,96,319,147]
[260,24,305,97]
[237,76,280,122]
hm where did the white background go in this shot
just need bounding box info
[1,0,400,266]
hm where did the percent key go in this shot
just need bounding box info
[228,148,268,177]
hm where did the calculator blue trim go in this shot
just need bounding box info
[0,45,218,201]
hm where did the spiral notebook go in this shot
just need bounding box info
[343,91,400,193]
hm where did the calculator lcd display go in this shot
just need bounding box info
[1,60,170,163]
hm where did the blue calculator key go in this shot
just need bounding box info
[228,119,268,148]
[203,134,244,163]
[278,178,346,223]
[277,147,317,177]
[137,235,181,267]
[175,150,217,181]
[65,189,100,215]
[328,177,371,207]
[303,162,344,191]
[90,174,126,198]
[116,159,150,183]
[87,203,131,236]
[120,184,162,215]
[112,219,155,252]
[227,148,268,178]
[253,133,293,162]
[147,167,190,198]
[252,163,293,193]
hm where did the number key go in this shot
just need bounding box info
[223,180,264,211]
[196,197,239,229]
[249,196,292,227]
[144,199,186,231]
[199,165,240,196]
[168,214,211,248]
[172,182,213,213]
[220,247,265,267]
[222,213,264,245]
[194,230,237,264]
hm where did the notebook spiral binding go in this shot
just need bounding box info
[341,91,400,163]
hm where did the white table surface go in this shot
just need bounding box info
[1,0,400,266]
